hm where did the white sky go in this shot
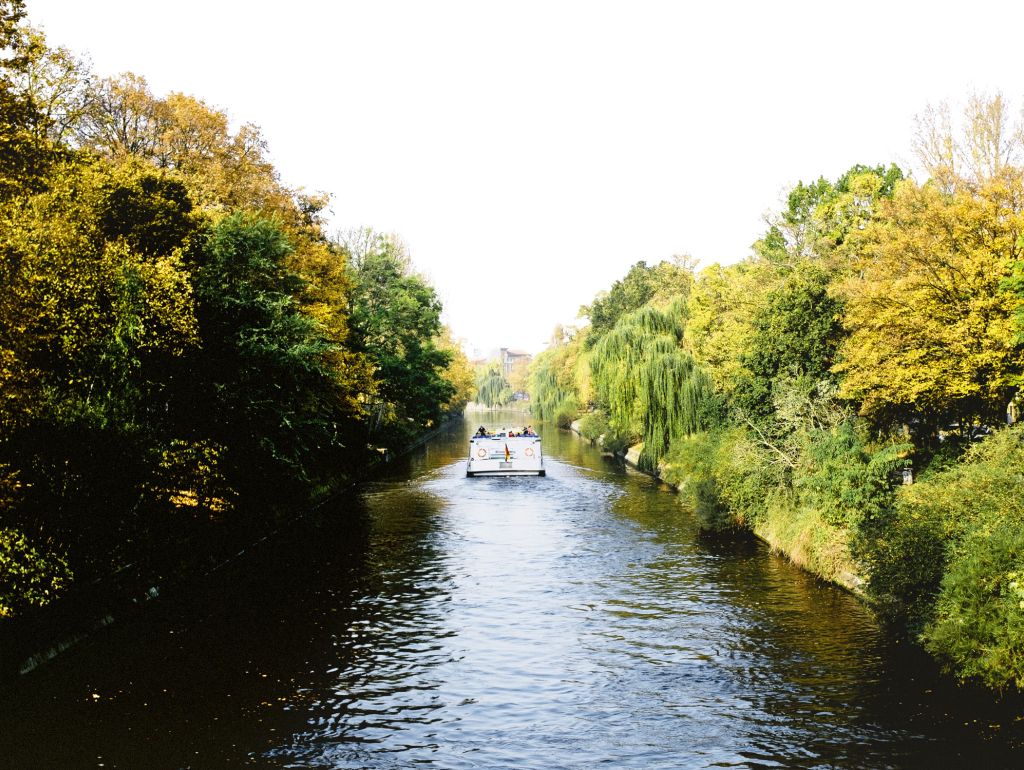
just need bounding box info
[26,0,1024,355]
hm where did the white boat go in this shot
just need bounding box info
[466,429,545,477]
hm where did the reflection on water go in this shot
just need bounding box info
[2,412,1024,768]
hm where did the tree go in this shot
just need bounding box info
[914,93,1024,192]
[75,72,313,230]
[436,328,475,413]
[581,257,694,343]
[738,265,845,421]
[190,214,358,491]
[339,229,453,441]
[475,365,510,408]
[590,300,716,468]
[16,24,93,145]
[684,260,763,398]
[754,164,904,269]
[0,0,51,201]
[0,159,200,437]
[836,177,1024,433]
[528,331,586,426]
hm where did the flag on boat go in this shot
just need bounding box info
[504,444,511,462]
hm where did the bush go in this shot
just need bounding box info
[599,431,631,456]
[796,421,907,531]
[577,411,608,442]
[0,528,72,619]
[663,427,777,531]
[923,517,1024,690]
[863,503,947,632]
[553,397,581,430]
[864,426,1024,677]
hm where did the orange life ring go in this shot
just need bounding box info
[524,447,535,457]
[476,448,487,458]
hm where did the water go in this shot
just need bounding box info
[3,415,1023,768]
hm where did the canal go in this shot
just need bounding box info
[2,415,1023,768]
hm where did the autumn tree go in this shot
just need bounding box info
[16,24,93,144]
[913,92,1024,192]
[836,177,1024,433]
[0,0,51,201]
[684,260,763,398]
[436,328,475,413]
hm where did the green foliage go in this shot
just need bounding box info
[528,332,585,425]
[0,527,71,618]
[553,401,580,430]
[738,265,844,421]
[923,517,1024,690]
[577,411,608,442]
[590,301,717,469]
[582,258,694,343]
[754,163,904,265]
[796,421,907,531]
[866,427,1024,649]
[1005,246,1024,347]
[192,213,352,488]
[343,230,453,442]
[662,429,746,531]
[476,365,510,408]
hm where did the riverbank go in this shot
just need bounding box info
[569,419,864,594]
[567,417,1024,694]
[0,415,465,683]
[8,418,1024,766]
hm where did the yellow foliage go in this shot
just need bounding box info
[684,260,766,395]
[435,327,475,412]
[836,176,1024,424]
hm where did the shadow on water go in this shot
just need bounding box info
[2,411,1024,768]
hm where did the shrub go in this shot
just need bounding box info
[866,426,1024,659]
[577,411,608,442]
[923,517,1024,690]
[796,421,907,531]
[663,427,777,531]
[0,528,72,619]
[861,502,947,632]
[553,397,580,430]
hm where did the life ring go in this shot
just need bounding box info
[524,447,534,457]
[476,448,487,458]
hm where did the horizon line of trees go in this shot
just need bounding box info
[0,1,474,619]
[530,93,1024,692]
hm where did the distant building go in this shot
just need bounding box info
[499,348,532,377]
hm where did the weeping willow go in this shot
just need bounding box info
[590,301,714,469]
[476,367,511,408]
[528,342,584,424]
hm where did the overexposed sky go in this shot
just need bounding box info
[26,0,1024,354]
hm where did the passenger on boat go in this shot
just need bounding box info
[475,426,488,437]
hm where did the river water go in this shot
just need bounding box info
[3,415,1024,768]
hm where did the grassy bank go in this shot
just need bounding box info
[573,417,1024,692]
